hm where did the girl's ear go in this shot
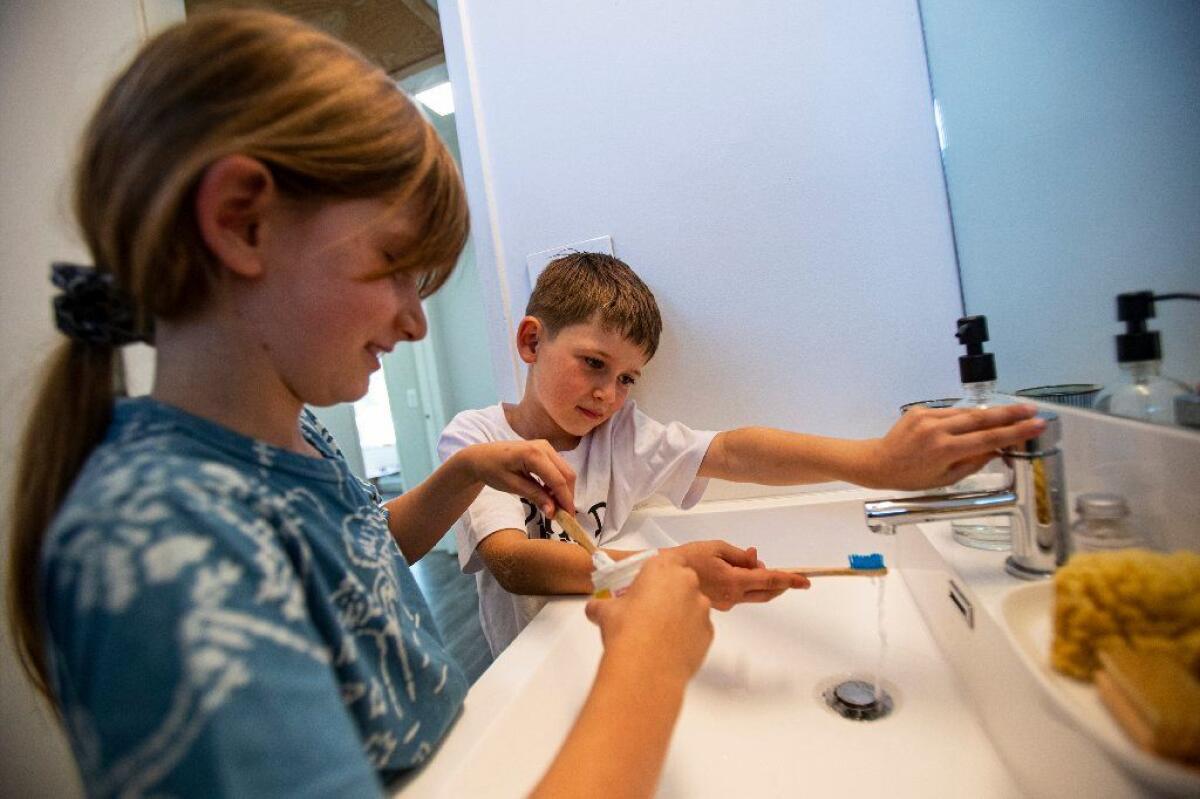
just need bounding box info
[515,316,543,364]
[194,155,275,278]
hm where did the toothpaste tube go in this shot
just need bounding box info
[591,549,656,599]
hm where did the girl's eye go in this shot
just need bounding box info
[619,375,637,387]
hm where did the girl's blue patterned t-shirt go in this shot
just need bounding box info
[41,397,468,797]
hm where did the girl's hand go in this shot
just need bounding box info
[668,541,809,609]
[585,552,713,683]
[456,440,577,516]
[863,404,1046,490]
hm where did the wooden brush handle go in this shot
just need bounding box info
[1094,669,1158,755]
[781,567,888,577]
[554,509,599,555]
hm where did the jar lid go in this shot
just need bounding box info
[1075,492,1128,519]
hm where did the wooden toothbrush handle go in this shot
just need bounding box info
[781,567,888,577]
[554,509,599,555]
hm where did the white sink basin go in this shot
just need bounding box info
[1001,582,1200,796]
[398,492,1020,797]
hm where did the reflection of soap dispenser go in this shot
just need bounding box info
[950,316,1017,551]
[1095,291,1194,427]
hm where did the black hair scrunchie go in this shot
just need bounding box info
[51,262,153,347]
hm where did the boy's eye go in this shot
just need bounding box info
[583,357,604,370]
[619,374,637,387]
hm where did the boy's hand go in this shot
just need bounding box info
[667,541,809,610]
[865,403,1046,490]
[457,440,577,516]
[586,551,713,683]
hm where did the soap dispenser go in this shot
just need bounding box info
[949,315,1017,551]
[1095,291,1195,427]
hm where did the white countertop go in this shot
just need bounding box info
[396,491,1023,797]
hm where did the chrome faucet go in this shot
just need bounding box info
[863,411,1070,580]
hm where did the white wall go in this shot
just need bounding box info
[441,0,966,498]
[0,3,183,795]
[921,0,1200,393]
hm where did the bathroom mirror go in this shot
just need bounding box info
[918,0,1200,428]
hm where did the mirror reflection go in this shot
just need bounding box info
[918,0,1200,429]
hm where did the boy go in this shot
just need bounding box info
[439,253,1044,656]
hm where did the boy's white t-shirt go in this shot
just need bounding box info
[437,401,717,656]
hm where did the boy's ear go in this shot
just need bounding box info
[515,316,544,364]
[194,155,276,279]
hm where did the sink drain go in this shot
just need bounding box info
[823,679,894,721]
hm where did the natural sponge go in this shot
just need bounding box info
[1051,549,1200,681]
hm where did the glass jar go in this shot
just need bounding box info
[1070,493,1140,553]
[949,381,1018,551]
[1095,360,1189,426]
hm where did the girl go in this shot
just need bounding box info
[7,10,711,797]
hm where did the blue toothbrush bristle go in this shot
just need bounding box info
[849,553,885,570]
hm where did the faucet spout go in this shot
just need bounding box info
[865,489,1019,534]
[862,411,1070,580]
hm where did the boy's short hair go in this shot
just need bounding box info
[526,252,663,359]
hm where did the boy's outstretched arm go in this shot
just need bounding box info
[699,404,1046,491]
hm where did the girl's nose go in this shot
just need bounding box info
[398,303,427,341]
[395,277,428,341]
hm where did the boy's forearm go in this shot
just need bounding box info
[531,649,688,799]
[483,536,640,596]
[700,427,881,487]
[384,451,483,563]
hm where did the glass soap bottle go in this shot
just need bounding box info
[1070,493,1140,553]
[949,315,1017,551]
[1095,291,1191,426]
[1096,361,1189,425]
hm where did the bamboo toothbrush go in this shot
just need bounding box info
[554,509,617,569]
[782,553,888,577]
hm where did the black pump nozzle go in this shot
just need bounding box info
[1111,290,1200,364]
[1115,290,1160,363]
[956,315,996,384]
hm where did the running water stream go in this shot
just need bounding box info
[869,535,896,704]
[872,574,888,703]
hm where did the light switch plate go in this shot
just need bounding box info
[525,235,614,286]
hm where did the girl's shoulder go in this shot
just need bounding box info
[42,398,353,613]
[45,446,274,584]
[41,435,321,655]
[61,413,267,521]
[45,406,290,579]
